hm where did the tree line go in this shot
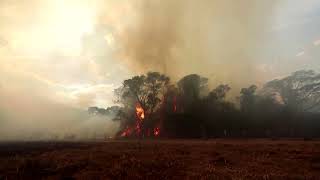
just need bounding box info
[90,70,320,138]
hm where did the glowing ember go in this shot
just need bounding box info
[154,127,160,136]
[135,121,141,135]
[121,126,133,137]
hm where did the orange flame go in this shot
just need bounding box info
[136,103,145,120]
[120,103,164,138]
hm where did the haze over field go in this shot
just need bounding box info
[1,0,320,140]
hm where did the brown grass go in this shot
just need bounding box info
[0,139,320,180]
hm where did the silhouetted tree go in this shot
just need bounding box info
[113,70,320,139]
[200,84,237,137]
[177,74,208,112]
[208,84,231,102]
[240,85,257,113]
[115,72,170,135]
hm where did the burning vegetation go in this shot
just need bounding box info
[120,103,144,137]
[119,102,161,138]
[110,70,320,139]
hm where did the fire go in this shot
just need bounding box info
[120,102,162,138]
[120,103,145,137]
[136,103,145,120]
[121,126,133,137]
[154,127,160,137]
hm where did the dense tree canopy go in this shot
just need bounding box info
[116,72,169,115]
[103,70,320,138]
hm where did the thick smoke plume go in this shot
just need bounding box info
[113,0,276,88]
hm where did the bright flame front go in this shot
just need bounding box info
[120,103,162,138]
[136,103,145,120]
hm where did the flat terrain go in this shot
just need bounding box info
[0,139,320,180]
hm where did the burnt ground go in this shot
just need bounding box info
[0,139,320,180]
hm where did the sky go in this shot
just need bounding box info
[1,0,320,109]
[262,0,320,77]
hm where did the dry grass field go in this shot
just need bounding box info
[0,139,320,180]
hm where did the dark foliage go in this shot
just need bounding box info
[112,70,320,138]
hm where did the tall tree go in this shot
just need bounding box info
[177,74,208,111]
[115,72,170,119]
[240,85,257,113]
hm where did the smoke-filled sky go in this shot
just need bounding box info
[1,0,320,109]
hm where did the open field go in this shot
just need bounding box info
[0,139,320,179]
